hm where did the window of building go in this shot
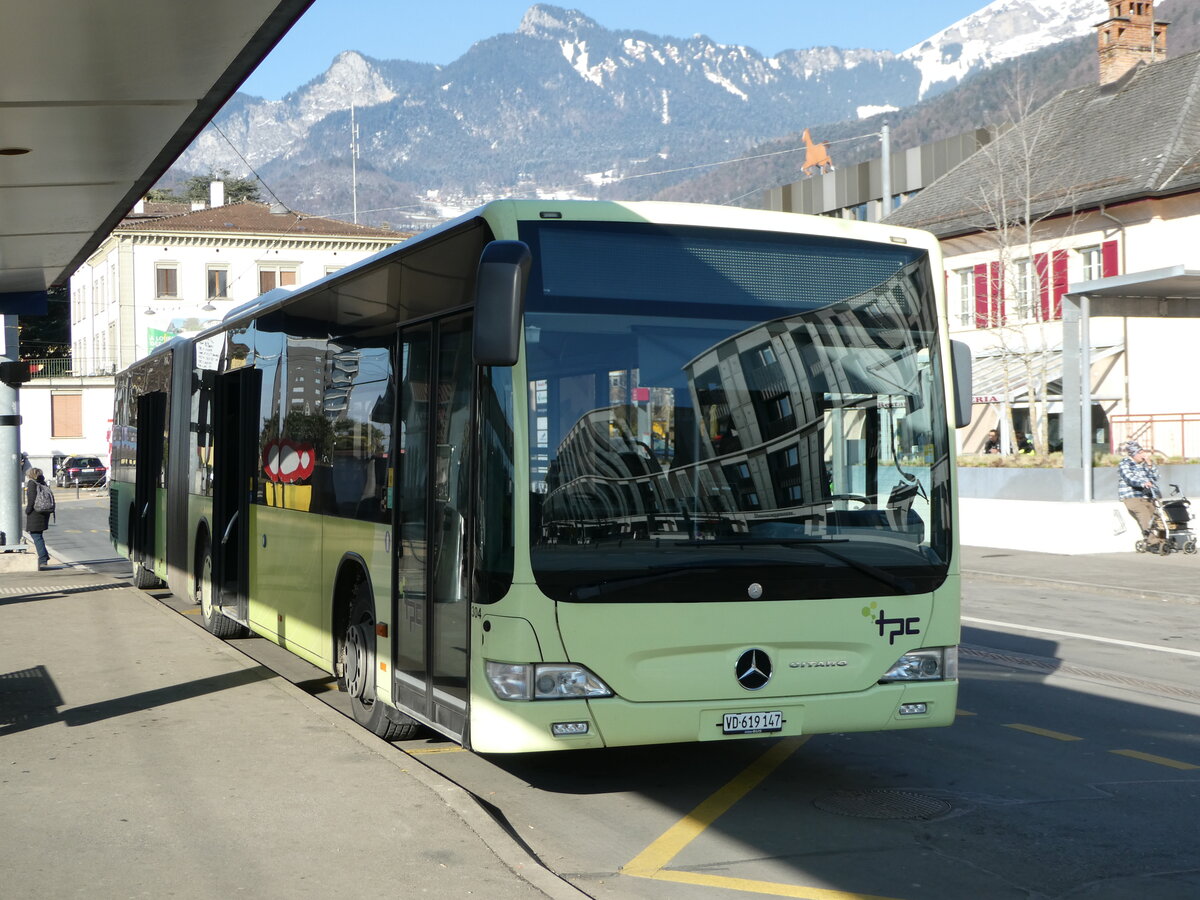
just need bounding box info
[1013,258,1036,320]
[51,393,83,438]
[206,266,229,299]
[155,264,178,299]
[258,265,298,295]
[1080,246,1103,282]
[954,268,974,327]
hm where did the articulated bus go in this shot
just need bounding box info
[111,200,972,753]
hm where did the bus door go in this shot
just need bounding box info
[211,367,261,623]
[393,315,474,739]
[131,391,166,572]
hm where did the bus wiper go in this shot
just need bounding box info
[570,566,721,601]
[693,537,914,593]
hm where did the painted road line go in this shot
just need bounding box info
[962,616,1200,660]
[1003,723,1083,742]
[622,736,808,878]
[648,869,901,900]
[181,608,201,616]
[406,746,467,755]
[620,736,903,899]
[955,709,976,716]
[1110,749,1199,770]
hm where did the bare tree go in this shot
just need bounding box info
[969,67,1083,456]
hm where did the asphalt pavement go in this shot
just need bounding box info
[2,505,1196,898]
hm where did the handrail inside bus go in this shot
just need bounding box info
[220,510,240,547]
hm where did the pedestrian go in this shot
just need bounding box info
[1117,440,1164,552]
[983,429,1002,454]
[24,466,55,569]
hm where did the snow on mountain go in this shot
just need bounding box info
[903,0,1107,96]
[169,2,1119,223]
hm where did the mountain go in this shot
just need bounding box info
[166,1,1123,225]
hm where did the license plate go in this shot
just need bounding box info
[722,710,783,735]
[82,468,95,473]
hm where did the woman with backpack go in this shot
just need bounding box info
[24,466,54,569]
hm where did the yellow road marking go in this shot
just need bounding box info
[181,608,201,616]
[1003,723,1082,742]
[619,735,900,899]
[649,869,902,900]
[406,746,467,755]
[955,709,976,716]
[622,737,808,877]
[1110,749,1199,770]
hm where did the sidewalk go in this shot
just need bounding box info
[0,562,581,899]
[960,544,1200,604]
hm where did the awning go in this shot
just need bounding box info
[969,344,1123,404]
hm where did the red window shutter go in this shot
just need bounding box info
[1052,250,1069,320]
[1035,252,1050,321]
[973,264,989,328]
[1101,240,1119,277]
[989,261,1004,326]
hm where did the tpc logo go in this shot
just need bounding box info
[861,602,921,645]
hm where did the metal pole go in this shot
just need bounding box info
[0,315,23,548]
[880,123,892,219]
[350,104,359,225]
[1080,294,1093,502]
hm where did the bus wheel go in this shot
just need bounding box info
[339,580,421,741]
[197,540,242,639]
[133,562,160,589]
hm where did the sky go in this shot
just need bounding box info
[241,0,993,100]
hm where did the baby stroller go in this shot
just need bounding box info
[1136,484,1197,555]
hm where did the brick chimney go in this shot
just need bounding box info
[1097,1,1168,85]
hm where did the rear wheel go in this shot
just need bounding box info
[339,578,421,741]
[197,540,243,638]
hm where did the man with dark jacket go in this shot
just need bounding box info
[24,466,53,568]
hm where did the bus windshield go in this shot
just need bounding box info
[520,220,952,603]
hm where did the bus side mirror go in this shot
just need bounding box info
[950,340,973,429]
[473,240,531,367]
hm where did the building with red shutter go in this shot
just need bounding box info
[888,1,1200,461]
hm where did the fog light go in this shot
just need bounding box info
[551,721,589,736]
[899,703,928,716]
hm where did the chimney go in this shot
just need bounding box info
[210,180,225,208]
[1096,1,1169,85]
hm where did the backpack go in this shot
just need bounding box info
[33,481,55,513]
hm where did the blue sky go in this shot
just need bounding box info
[242,0,991,99]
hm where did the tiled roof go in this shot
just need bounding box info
[886,50,1200,237]
[117,200,401,239]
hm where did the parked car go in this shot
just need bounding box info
[56,456,107,487]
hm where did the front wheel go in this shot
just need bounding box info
[339,579,421,741]
[1135,540,1147,553]
[1184,540,1197,555]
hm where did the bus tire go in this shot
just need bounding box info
[197,540,243,639]
[339,578,421,741]
[132,562,160,589]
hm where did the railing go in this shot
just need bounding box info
[25,357,117,379]
[1110,413,1200,460]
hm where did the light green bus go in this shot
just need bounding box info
[111,200,972,753]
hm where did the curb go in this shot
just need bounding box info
[963,568,1200,605]
[113,575,589,900]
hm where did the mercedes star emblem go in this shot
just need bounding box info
[735,648,772,690]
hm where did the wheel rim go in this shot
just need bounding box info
[198,553,214,618]
[344,615,373,704]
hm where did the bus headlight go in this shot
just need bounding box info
[485,661,614,701]
[879,647,957,682]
